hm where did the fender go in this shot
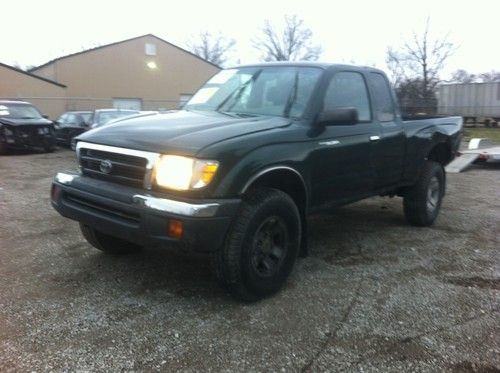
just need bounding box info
[240,165,306,194]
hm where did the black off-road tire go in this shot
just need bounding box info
[403,161,445,226]
[79,223,142,254]
[215,188,301,301]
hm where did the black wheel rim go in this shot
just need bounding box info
[251,216,288,278]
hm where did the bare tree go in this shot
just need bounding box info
[187,32,235,66]
[450,69,476,83]
[478,70,500,83]
[386,17,456,105]
[253,15,322,62]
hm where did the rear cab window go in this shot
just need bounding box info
[369,73,395,122]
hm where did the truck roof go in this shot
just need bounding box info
[231,61,386,74]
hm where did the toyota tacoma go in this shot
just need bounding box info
[51,63,463,300]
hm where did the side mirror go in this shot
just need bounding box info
[42,114,49,119]
[317,107,358,126]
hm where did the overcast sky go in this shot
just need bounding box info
[2,0,498,79]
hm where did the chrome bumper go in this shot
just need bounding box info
[54,172,220,217]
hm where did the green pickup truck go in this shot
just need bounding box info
[51,63,463,300]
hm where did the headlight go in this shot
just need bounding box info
[4,127,14,136]
[155,155,219,190]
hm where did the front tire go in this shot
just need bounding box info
[0,141,8,155]
[80,223,142,254]
[43,138,56,153]
[215,188,301,301]
[403,161,445,226]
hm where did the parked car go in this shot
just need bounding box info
[69,111,156,150]
[54,111,92,147]
[89,109,139,129]
[0,100,56,154]
[51,63,463,300]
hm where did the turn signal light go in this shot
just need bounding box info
[168,219,184,238]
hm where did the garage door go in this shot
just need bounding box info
[113,98,142,110]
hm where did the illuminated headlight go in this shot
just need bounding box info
[155,155,219,190]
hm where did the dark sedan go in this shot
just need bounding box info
[54,111,92,147]
[0,100,56,154]
[89,109,139,129]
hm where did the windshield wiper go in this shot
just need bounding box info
[216,70,262,113]
[283,71,299,118]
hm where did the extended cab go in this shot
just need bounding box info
[51,63,463,300]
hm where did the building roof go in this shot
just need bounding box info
[29,34,221,72]
[0,61,66,88]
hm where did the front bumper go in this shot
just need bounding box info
[51,172,241,252]
[1,126,55,150]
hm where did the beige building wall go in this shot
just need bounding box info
[32,35,220,111]
[0,64,66,119]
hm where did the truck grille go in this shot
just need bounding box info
[14,125,53,145]
[79,148,148,188]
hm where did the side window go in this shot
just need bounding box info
[369,73,395,122]
[324,71,371,122]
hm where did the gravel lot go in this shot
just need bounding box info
[0,149,499,372]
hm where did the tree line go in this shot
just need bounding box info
[187,15,322,66]
[188,16,498,116]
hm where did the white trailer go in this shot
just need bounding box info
[438,82,500,126]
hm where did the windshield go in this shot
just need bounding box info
[184,67,322,118]
[96,111,138,125]
[0,103,43,119]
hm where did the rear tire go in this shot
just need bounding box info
[403,161,445,226]
[215,188,301,301]
[80,223,142,254]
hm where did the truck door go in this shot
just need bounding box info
[368,72,405,189]
[309,71,377,207]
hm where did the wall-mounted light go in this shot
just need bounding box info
[147,61,157,69]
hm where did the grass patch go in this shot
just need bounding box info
[463,127,500,143]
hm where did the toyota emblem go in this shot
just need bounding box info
[99,159,113,174]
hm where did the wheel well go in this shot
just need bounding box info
[245,169,307,215]
[427,143,452,166]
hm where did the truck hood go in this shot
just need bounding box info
[0,117,53,126]
[77,110,291,155]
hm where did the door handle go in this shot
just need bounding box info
[369,135,380,142]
